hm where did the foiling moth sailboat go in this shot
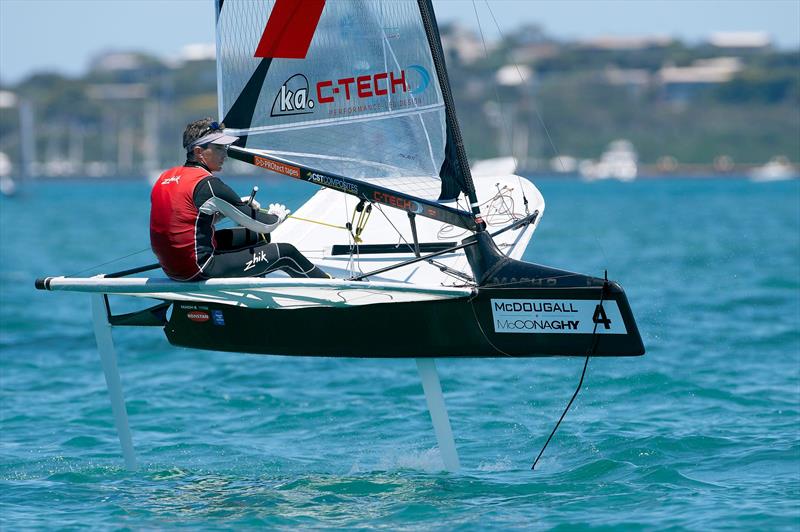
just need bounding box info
[35,0,644,471]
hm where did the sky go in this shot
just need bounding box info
[1,0,799,84]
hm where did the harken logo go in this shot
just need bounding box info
[271,74,315,117]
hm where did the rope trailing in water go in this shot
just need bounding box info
[531,272,608,471]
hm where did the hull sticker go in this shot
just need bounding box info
[187,310,210,323]
[490,299,627,334]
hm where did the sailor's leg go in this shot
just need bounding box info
[416,358,460,472]
[269,242,329,278]
[204,242,329,278]
[91,294,137,470]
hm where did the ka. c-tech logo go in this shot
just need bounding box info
[271,74,315,117]
[271,67,430,118]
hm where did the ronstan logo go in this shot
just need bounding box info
[187,311,209,322]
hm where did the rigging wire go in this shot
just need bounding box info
[482,0,611,275]
[437,185,524,240]
[471,0,513,154]
[369,201,414,248]
[366,201,475,284]
[65,247,152,278]
[471,0,529,213]
[482,0,565,174]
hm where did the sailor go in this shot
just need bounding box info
[150,117,329,281]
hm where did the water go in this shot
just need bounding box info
[1,178,798,529]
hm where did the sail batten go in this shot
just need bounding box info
[225,102,444,136]
[216,0,474,207]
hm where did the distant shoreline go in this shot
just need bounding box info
[5,172,795,183]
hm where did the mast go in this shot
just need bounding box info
[417,0,483,226]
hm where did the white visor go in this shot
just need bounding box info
[187,131,240,150]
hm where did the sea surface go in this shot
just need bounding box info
[1,177,798,529]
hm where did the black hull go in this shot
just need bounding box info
[165,283,644,358]
[164,231,644,358]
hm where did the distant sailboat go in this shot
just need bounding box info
[580,139,638,182]
[749,156,798,182]
[470,156,518,177]
[0,152,15,197]
[143,101,163,186]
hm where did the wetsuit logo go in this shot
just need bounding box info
[161,175,181,185]
[271,74,315,117]
[244,249,269,272]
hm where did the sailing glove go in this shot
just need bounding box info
[268,203,290,222]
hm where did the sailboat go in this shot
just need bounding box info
[0,151,15,196]
[35,0,644,471]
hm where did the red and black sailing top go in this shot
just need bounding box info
[150,162,281,281]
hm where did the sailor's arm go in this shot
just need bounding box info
[194,178,286,233]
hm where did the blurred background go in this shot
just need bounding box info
[0,0,798,188]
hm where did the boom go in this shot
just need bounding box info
[227,146,480,231]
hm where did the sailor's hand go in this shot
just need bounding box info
[241,196,261,210]
[268,203,290,222]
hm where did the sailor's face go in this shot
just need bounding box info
[197,143,228,172]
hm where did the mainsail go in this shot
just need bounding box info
[215,0,474,204]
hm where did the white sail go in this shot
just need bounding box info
[216,0,456,200]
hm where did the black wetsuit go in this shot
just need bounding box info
[150,161,328,280]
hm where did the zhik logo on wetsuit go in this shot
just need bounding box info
[244,250,270,272]
[161,175,181,185]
